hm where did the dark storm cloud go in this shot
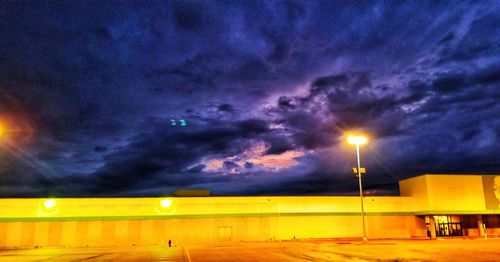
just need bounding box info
[225,170,356,196]
[276,72,405,145]
[0,117,270,196]
[432,73,467,94]
[441,12,500,62]
[471,65,500,86]
[217,103,234,113]
[210,149,400,196]
[173,1,205,32]
[94,146,108,153]
[277,96,296,110]
[244,162,254,169]
[263,135,294,155]
[0,1,499,197]
[85,118,269,194]
[223,161,239,170]
[267,63,498,187]
[282,110,339,149]
[311,74,349,92]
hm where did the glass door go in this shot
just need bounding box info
[434,215,463,236]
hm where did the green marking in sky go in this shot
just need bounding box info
[170,119,187,126]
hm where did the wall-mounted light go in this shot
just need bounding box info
[44,199,57,209]
[160,199,172,208]
[40,199,59,214]
[156,198,174,214]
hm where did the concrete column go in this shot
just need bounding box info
[477,215,486,238]
[428,216,437,239]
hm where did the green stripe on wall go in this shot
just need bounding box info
[414,210,500,215]
[0,211,417,222]
[1,210,498,222]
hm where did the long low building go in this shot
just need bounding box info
[0,174,499,247]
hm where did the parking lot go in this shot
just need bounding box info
[1,238,500,261]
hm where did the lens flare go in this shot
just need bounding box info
[160,199,172,208]
[347,135,368,145]
[44,199,57,209]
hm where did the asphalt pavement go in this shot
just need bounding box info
[1,238,500,261]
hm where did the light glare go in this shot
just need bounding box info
[347,135,368,145]
[44,199,57,209]
[160,199,172,208]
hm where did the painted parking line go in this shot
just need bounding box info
[183,246,191,262]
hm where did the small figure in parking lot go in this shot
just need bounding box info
[168,239,172,247]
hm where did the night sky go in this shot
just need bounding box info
[0,1,499,197]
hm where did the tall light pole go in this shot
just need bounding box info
[347,135,368,242]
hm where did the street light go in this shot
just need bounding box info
[347,134,368,242]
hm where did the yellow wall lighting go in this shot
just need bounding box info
[156,199,174,214]
[43,199,58,211]
[160,199,172,208]
[44,199,57,209]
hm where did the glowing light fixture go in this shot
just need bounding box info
[160,199,172,208]
[0,123,4,138]
[347,135,368,145]
[43,199,57,209]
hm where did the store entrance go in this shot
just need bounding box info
[434,215,463,236]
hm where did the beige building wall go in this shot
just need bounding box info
[0,215,424,247]
[399,174,429,210]
[400,174,491,213]
[425,175,486,212]
[0,196,420,247]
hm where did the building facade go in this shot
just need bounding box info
[0,174,498,247]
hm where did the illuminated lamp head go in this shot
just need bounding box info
[41,199,58,214]
[44,199,57,209]
[160,199,172,208]
[157,198,174,214]
[347,135,368,146]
